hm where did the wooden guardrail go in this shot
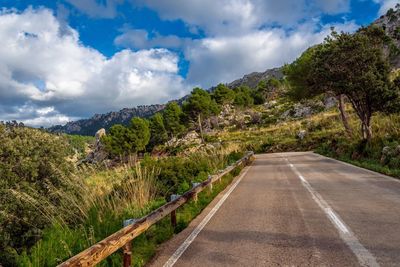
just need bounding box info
[58,151,254,267]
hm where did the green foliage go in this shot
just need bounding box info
[140,151,237,195]
[395,26,400,40]
[129,118,151,152]
[183,88,220,122]
[102,124,132,156]
[0,124,76,265]
[267,78,281,88]
[103,118,150,157]
[148,113,168,150]
[283,45,324,101]
[386,8,398,22]
[66,134,95,159]
[251,82,266,105]
[233,86,254,107]
[163,102,185,137]
[212,84,235,105]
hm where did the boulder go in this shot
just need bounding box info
[95,128,106,141]
[297,130,307,140]
[394,145,400,156]
[324,96,337,109]
[264,100,277,109]
[381,146,392,165]
[293,104,313,118]
[85,128,108,163]
[165,131,202,147]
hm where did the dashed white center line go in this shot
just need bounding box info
[285,157,379,267]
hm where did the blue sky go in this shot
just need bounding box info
[0,0,397,126]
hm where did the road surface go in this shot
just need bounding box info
[149,152,400,267]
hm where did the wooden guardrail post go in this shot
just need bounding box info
[169,195,180,229]
[122,219,136,267]
[192,182,200,203]
[122,242,132,267]
[208,175,213,193]
[217,170,224,184]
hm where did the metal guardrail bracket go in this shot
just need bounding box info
[192,182,201,188]
[123,218,138,227]
[170,194,181,202]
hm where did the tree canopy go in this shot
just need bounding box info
[103,117,150,157]
[183,88,220,122]
[212,84,235,105]
[285,26,400,140]
[163,102,186,138]
[233,86,254,107]
[148,113,168,150]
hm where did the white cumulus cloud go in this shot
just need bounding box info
[0,8,188,127]
[184,21,359,87]
[134,0,352,35]
[372,0,399,15]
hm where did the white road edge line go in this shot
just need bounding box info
[285,157,379,267]
[313,152,400,184]
[163,166,251,267]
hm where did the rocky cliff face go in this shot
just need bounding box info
[373,6,400,67]
[49,104,165,136]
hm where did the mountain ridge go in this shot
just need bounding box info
[48,67,284,135]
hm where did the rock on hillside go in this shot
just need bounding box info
[227,67,284,89]
[49,104,165,136]
[374,6,400,67]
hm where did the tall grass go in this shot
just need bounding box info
[14,160,160,267]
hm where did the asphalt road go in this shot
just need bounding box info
[149,152,400,267]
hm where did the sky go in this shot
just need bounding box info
[0,0,398,127]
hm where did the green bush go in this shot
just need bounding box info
[65,134,95,159]
[0,124,76,265]
[102,118,150,158]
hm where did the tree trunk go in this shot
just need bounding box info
[337,94,352,136]
[361,117,372,141]
[198,114,204,143]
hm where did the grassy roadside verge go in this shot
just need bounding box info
[315,150,400,179]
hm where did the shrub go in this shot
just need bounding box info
[0,124,76,265]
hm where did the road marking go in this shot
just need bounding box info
[285,157,379,267]
[313,153,400,184]
[163,166,251,267]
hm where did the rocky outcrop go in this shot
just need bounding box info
[166,131,202,147]
[210,104,262,129]
[373,6,400,67]
[281,100,325,120]
[85,128,107,163]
